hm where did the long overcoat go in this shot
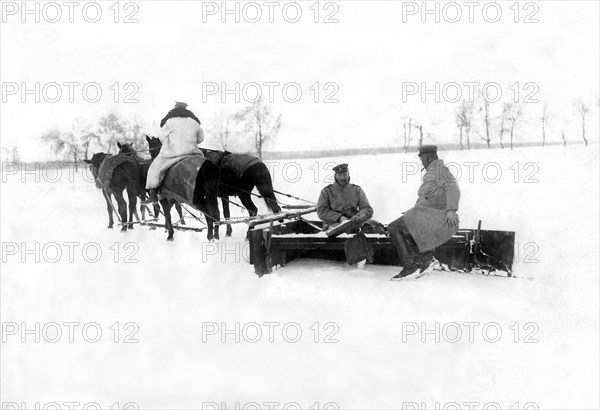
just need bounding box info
[404,159,460,252]
[146,117,205,189]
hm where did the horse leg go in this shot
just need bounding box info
[239,192,258,217]
[222,197,232,237]
[160,198,174,241]
[140,199,146,221]
[114,191,128,232]
[102,189,114,229]
[239,193,258,240]
[175,202,186,225]
[207,194,220,242]
[195,198,215,241]
[127,189,139,230]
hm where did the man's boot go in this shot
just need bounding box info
[142,188,158,205]
[388,218,423,280]
[416,251,439,274]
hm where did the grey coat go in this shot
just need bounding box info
[404,159,460,252]
[317,182,374,224]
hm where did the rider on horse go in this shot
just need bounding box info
[143,102,205,204]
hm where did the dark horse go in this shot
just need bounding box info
[200,148,281,237]
[117,141,186,225]
[145,136,221,241]
[84,153,143,231]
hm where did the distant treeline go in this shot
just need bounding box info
[6,139,596,168]
[260,139,596,160]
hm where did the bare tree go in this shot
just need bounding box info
[71,118,99,160]
[63,131,82,170]
[208,111,238,151]
[478,97,492,148]
[236,97,282,160]
[416,123,424,147]
[41,130,64,157]
[2,146,21,163]
[507,104,523,150]
[574,99,589,146]
[498,103,511,150]
[403,118,413,153]
[42,129,82,168]
[456,100,473,150]
[97,112,127,154]
[540,102,549,148]
[120,117,150,152]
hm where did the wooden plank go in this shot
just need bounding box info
[143,222,204,232]
[218,207,317,227]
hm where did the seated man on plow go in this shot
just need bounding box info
[143,101,205,204]
[389,145,460,280]
[317,163,380,236]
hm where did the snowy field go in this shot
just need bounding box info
[1,144,599,409]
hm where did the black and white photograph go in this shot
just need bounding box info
[1,1,599,409]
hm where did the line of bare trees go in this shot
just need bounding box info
[400,95,598,151]
[39,97,283,166]
[205,96,282,160]
[40,113,148,170]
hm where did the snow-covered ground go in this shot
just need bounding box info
[2,144,599,409]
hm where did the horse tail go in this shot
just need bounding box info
[194,159,220,221]
[120,161,145,196]
[253,162,281,214]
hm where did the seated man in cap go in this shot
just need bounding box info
[317,163,375,235]
[388,145,460,280]
[143,101,205,204]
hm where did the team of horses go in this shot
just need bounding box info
[84,135,280,241]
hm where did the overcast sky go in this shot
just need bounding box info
[1,0,599,160]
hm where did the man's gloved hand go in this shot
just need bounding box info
[446,210,459,228]
[351,214,368,227]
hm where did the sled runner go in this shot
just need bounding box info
[248,218,515,277]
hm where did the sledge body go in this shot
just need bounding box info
[249,219,515,277]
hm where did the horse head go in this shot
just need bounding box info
[146,135,162,159]
[84,152,110,188]
[117,141,136,156]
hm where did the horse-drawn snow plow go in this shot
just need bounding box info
[99,142,516,278]
[248,215,515,278]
